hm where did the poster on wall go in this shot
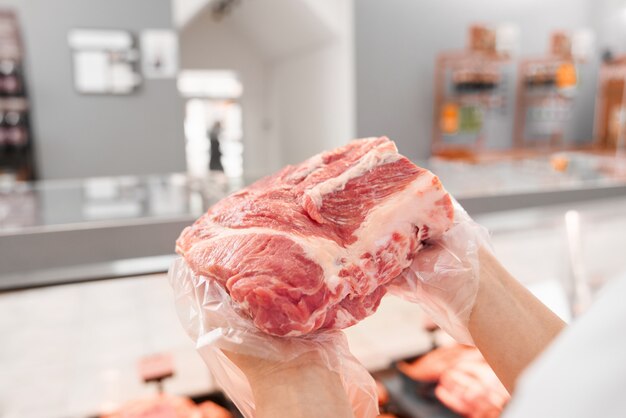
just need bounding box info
[140,30,179,79]
[68,29,141,94]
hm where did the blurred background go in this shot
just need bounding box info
[2,0,626,417]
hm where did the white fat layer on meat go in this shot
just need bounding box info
[303,139,400,209]
[299,169,449,294]
[332,307,358,329]
[346,171,450,288]
[287,153,324,181]
[281,299,333,336]
[188,167,450,299]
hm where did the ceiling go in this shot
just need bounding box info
[175,0,339,60]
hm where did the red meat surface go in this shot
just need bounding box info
[175,137,454,336]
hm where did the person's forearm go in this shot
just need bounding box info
[468,248,566,393]
[250,362,354,418]
[226,350,354,418]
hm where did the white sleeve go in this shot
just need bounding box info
[503,272,626,418]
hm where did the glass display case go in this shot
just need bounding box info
[1,151,626,290]
[0,173,240,289]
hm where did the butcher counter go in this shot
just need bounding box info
[1,151,626,290]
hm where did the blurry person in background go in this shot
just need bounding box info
[208,121,224,172]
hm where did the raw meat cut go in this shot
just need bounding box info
[397,344,479,382]
[101,394,200,418]
[198,401,233,418]
[175,137,454,336]
[398,345,509,418]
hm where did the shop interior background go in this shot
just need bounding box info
[3,0,625,181]
[2,0,626,417]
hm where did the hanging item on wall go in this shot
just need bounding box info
[140,30,179,79]
[67,29,141,94]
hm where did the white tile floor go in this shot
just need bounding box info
[2,199,625,418]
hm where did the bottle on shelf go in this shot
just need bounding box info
[0,60,23,97]
[5,110,26,146]
[0,110,6,147]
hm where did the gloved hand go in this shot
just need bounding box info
[387,203,491,345]
[168,257,378,418]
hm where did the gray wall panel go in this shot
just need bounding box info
[0,0,186,179]
[355,0,593,160]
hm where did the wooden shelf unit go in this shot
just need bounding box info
[0,9,36,181]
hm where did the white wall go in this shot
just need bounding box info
[590,0,626,54]
[179,0,355,175]
[1,0,186,179]
[270,0,355,165]
[179,12,273,179]
[172,0,212,28]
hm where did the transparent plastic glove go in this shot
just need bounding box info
[168,258,378,418]
[387,203,491,345]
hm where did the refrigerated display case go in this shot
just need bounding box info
[3,156,626,289]
[0,173,239,289]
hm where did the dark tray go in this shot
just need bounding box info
[190,391,244,417]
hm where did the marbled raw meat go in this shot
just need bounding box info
[175,137,453,336]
